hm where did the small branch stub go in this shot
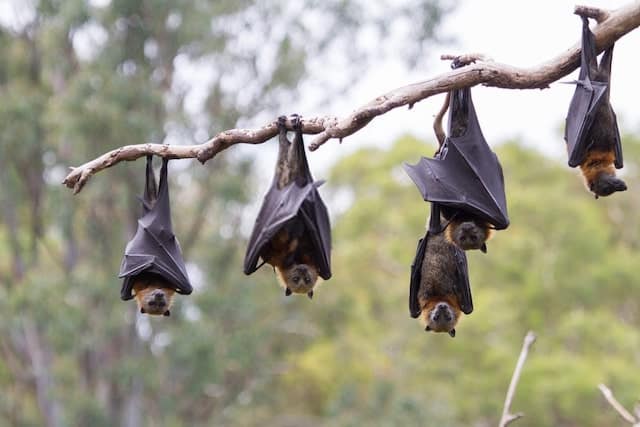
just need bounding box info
[498,331,537,427]
[598,384,640,426]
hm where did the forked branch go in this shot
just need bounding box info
[63,1,640,194]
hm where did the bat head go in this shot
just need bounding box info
[589,173,627,198]
[133,273,175,316]
[424,302,459,337]
[278,263,319,296]
[446,217,493,252]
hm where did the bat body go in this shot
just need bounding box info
[244,115,331,298]
[119,156,192,314]
[410,205,472,337]
[565,16,626,198]
[132,272,175,316]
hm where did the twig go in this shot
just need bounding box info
[598,384,640,425]
[575,5,610,23]
[62,2,640,194]
[432,93,449,147]
[498,331,537,427]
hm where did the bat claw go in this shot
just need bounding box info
[140,308,146,314]
[307,291,314,300]
[448,329,456,338]
[481,243,487,253]
[285,288,292,296]
[163,310,171,317]
[425,325,432,332]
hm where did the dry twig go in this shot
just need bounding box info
[62,2,640,194]
[598,384,640,426]
[498,331,537,427]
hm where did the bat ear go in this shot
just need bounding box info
[307,290,314,300]
[285,288,292,296]
[425,325,432,332]
[140,307,146,314]
[448,329,456,338]
[163,310,171,317]
[481,243,487,253]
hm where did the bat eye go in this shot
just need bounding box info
[304,277,311,284]
[292,276,300,283]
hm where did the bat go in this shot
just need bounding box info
[119,155,192,316]
[404,86,509,252]
[244,115,331,298]
[564,16,626,198]
[409,204,472,337]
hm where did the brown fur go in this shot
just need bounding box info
[579,150,626,197]
[444,217,493,252]
[261,226,319,298]
[418,232,464,336]
[132,273,175,316]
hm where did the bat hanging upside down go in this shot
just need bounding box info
[418,230,470,337]
[260,218,319,299]
[131,272,175,316]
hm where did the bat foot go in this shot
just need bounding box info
[285,288,292,296]
[307,291,313,300]
[163,310,171,317]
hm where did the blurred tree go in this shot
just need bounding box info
[0,0,453,426]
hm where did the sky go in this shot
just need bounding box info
[277,0,640,178]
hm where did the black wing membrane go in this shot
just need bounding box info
[244,118,332,279]
[565,16,622,169]
[119,156,193,300]
[403,88,509,230]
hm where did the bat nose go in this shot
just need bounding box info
[153,292,165,301]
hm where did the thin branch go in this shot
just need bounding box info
[62,1,640,194]
[498,331,537,427]
[597,384,639,425]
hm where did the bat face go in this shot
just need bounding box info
[133,274,175,316]
[424,302,458,337]
[446,218,492,252]
[277,263,318,298]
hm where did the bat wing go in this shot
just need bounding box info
[298,183,332,279]
[120,158,192,300]
[452,244,472,314]
[409,231,428,318]
[565,17,622,168]
[403,88,509,230]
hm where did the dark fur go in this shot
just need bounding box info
[418,232,463,336]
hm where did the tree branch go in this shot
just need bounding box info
[498,331,537,427]
[63,2,640,194]
[598,384,640,425]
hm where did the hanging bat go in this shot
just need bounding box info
[409,204,472,337]
[244,115,331,298]
[404,86,509,253]
[565,16,626,198]
[119,156,192,316]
